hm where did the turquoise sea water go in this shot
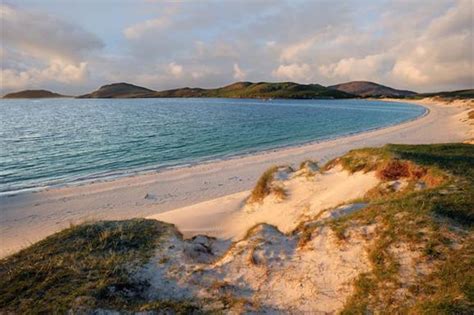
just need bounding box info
[0,98,425,195]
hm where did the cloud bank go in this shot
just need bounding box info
[1,0,472,94]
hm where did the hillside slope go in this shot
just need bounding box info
[77,83,156,98]
[3,89,68,99]
[417,89,474,99]
[328,81,417,97]
[78,82,355,99]
[154,82,355,99]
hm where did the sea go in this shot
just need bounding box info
[0,98,426,195]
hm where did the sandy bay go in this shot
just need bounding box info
[0,98,472,258]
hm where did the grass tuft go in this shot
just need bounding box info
[272,185,287,201]
[249,166,279,203]
[0,219,182,313]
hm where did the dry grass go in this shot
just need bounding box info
[296,223,319,249]
[249,166,278,203]
[0,219,198,313]
[468,109,474,120]
[335,143,474,313]
[376,159,410,180]
[323,148,391,174]
[299,159,318,170]
[272,185,287,201]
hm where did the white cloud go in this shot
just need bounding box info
[0,4,102,94]
[318,54,391,81]
[168,62,183,77]
[233,63,246,80]
[124,18,170,39]
[1,0,472,94]
[1,60,88,90]
[122,4,179,40]
[279,37,317,63]
[272,63,312,82]
[1,4,102,62]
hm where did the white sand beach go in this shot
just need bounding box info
[0,98,472,258]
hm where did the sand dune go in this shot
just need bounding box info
[149,165,379,241]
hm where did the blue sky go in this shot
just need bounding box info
[1,0,472,94]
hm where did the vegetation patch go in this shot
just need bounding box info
[0,219,199,313]
[330,143,474,313]
[323,147,390,173]
[468,109,474,120]
[249,166,279,203]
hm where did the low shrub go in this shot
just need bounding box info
[376,159,410,180]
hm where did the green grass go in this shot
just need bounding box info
[0,219,198,313]
[329,143,474,313]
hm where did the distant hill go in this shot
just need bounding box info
[416,89,474,99]
[328,81,417,98]
[77,83,156,98]
[79,81,355,99]
[3,89,68,99]
[155,81,355,99]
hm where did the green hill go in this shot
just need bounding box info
[3,89,68,99]
[328,81,417,98]
[78,81,355,99]
[77,83,156,98]
[416,89,474,99]
[154,81,355,99]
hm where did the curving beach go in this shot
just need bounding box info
[0,98,472,258]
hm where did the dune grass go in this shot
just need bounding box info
[0,219,199,313]
[299,159,318,170]
[330,143,474,313]
[468,110,474,120]
[1,144,472,313]
[249,166,279,203]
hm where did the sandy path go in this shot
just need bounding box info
[0,99,471,257]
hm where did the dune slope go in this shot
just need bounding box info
[1,144,472,313]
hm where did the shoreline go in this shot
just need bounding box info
[0,98,471,258]
[0,99,426,197]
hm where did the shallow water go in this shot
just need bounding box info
[0,98,425,194]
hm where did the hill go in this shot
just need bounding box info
[3,89,68,99]
[154,81,355,99]
[78,82,355,99]
[77,82,156,98]
[328,81,417,98]
[416,89,474,99]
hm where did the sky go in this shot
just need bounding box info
[1,0,473,95]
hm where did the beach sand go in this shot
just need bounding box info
[0,98,472,258]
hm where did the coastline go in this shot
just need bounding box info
[0,98,471,258]
[0,99,426,197]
